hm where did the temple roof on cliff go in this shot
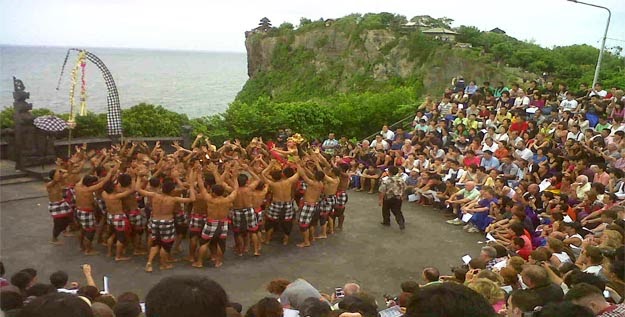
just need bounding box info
[421,27,458,35]
[489,27,506,34]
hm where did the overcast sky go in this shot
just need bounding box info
[1,0,623,53]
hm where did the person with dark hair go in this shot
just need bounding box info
[521,265,564,306]
[102,179,135,261]
[75,163,118,255]
[337,294,377,317]
[566,282,625,316]
[145,275,228,317]
[92,302,115,317]
[45,169,75,244]
[49,271,70,292]
[0,262,8,288]
[399,281,420,307]
[231,170,262,256]
[316,164,340,238]
[192,175,238,268]
[118,173,148,257]
[114,301,142,317]
[19,292,94,317]
[78,285,101,302]
[254,297,283,317]
[506,289,542,317]
[135,172,197,272]
[405,282,496,317]
[538,301,594,317]
[0,290,23,315]
[422,267,441,287]
[25,283,57,298]
[378,166,407,230]
[10,271,33,295]
[261,160,300,245]
[19,269,37,283]
[294,161,325,248]
[332,163,350,231]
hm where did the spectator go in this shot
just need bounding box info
[19,292,94,317]
[521,265,564,306]
[421,267,441,287]
[479,246,498,270]
[299,297,330,317]
[466,278,506,313]
[539,301,594,317]
[10,271,33,296]
[145,275,228,317]
[114,301,142,317]
[0,262,8,288]
[92,302,115,317]
[566,282,625,316]
[254,297,283,317]
[49,270,77,294]
[405,282,496,317]
[0,290,23,316]
[276,278,327,310]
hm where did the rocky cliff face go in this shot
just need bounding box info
[241,23,525,103]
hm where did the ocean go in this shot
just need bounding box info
[0,46,248,118]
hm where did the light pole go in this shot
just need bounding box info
[567,0,611,88]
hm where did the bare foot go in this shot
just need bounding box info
[315,235,328,239]
[236,252,244,257]
[145,263,153,273]
[115,256,131,261]
[282,237,289,245]
[159,263,174,270]
[84,250,100,256]
[296,243,311,248]
[262,240,270,245]
[133,250,147,256]
[107,252,113,257]
[167,258,180,263]
[183,256,195,262]
[50,239,63,245]
[368,190,374,194]
[214,261,223,268]
[63,231,75,237]
[191,262,203,268]
[254,252,261,256]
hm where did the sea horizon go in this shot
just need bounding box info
[1,45,248,118]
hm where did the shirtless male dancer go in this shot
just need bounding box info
[333,164,351,231]
[46,169,74,244]
[118,174,147,255]
[251,181,269,243]
[135,176,196,272]
[294,160,324,248]
[193,173,239,268]
[74,162,117,255]
[262,160,299,245]
[231,167,262,256]
[101,180,135,261]
[314,161,340,239]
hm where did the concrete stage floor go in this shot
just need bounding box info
[0,180,481,308]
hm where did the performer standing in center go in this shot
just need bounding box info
[378,166,406,230]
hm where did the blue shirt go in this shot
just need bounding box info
[480,156,500,170]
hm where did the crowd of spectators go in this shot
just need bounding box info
[2,79,625,316]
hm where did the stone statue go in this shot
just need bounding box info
[12,76,55,169]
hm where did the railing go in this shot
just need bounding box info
[362,112,417,141]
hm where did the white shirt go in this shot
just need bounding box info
[381,130,395,141]
[583,265,603,276]
[514,96,530,107]
[370,139,389,150]
[560,99,578,111]
[515,148,533,161]
[589,89,607,98]
[481,143,499,152]
[567,131,584,141]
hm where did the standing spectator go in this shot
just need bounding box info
[321,133,339,156]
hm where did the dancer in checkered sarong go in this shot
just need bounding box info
[102,180,135,261]
[294,161,325,248]
[332,164,351,231]
[187,195,208,263]
[314,166,340,239]
[74,164,117,255]
[252,182,270,243]
[136,176,197,273]
[231,171,262,257]
[118,174,148,255]
[193,180,239,268]
[262,160,300,246]
[46,169,75,244]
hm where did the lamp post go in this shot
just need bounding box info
[567,0,611,88]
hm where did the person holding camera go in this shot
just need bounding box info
[378,166,406,230]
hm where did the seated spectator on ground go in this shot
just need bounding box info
[0,290,24,317]
[405,282,496,317]
[19,292,94,317]
[539,301,594,317]
[254,297,283,317]
[521,265,564,306]
[10,271,34,296]
[145,275,228,317]
[421,267,441,287]
[49,270,77,294]
[274,278,327,310]
[92,302,115,317]
[566,282,625,316]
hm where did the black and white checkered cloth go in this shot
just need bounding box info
[231,208,259,233]
[57,49,123,137]
[83,51,123,136]
[34,115,68,132]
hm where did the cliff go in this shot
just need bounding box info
[238,15,527,104]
